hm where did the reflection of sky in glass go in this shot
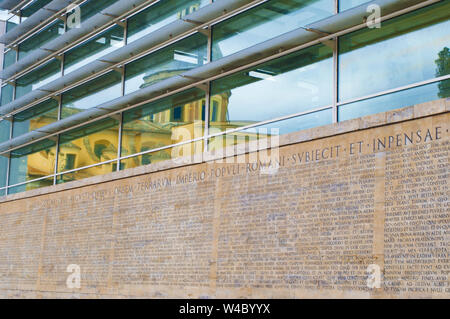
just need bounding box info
[127,0,210,43]
[339,0,370,11]
[339,20,450,102]
[63,82,122,113]
[64,39,124,75]
[223,58,332,122]
[215,0,333,58]
[241,108,332,135]
[339,81,443,121]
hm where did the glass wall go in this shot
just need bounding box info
[124,33,207,94]
[8,138,56,188]
[71,0,119,29]
[18,19,65,60]
[12,99,59,138]
[1,1,449,197]
[210,44,333,133]
[212,0,334,60]
[61,71,122,118]
[0,120,10,192]
[15,59,62,99]
[1,84,14,106]
[126,0,210,43]
[57,117,119,183]
[339,0,369,12]
[339,1,450,102]
[64,25,124,75]
[20,0,53,22]
[121,88,205,169]
[3,49,17,69]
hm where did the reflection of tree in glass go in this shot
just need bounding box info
[435,47,449,98]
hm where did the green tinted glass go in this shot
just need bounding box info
[9,139,56,186]
[6,15,19,32]
[13,99,59,138]
[121,88,205,166]
[15,59,61,99]
[212,0,334,60]
[1,84,14,106]
[339,1,450,102]
[0,120,9,189]
[3,49,16,69]
[127,0,210,43]
[67,0,118,29]
[8,177,54,194]
[339,0,369,11]
[18,19,65,60]
[61,71,122,118]
[64,25,124,74]
[210,44,333,133]
[57,117,119,178]
[21,0,53,20]
[125,33,207,94]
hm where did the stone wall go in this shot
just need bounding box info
[0,99,448,298]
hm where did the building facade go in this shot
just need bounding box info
[0,0,448,299]
[0,0,447,196]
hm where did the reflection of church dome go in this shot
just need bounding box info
[140,68,191,89]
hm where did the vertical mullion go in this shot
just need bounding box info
[53,95,62,185]
[333,0,339,123]
[117,113,123,172]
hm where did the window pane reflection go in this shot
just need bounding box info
[125,33,207,94]
[339,1,450,102]
[15,59,61,99]
[57,118,119,181]
[127,0,209,43]
[13,99,59,138]
[338,81,449,122]
[212,0,334,60]
[209,109,332,153]
[121,88,205,166]
[64,25,124,74]
[9,139,56,186]
[210,44,333,133]
[61,71,122,118]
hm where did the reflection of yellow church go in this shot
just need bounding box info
[18,2,262,188]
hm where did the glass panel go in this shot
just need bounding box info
[8,177,54,194]
[13,99,59,138]
[212,0,334,60]
[121,88,205,163]
[18,19,65,60]
[210,44,333,134]
[1,84,14,106]
[9,139,56,186]
[338,80,449,122]
[127,0,210,43]
[67,0,118,30]
[339,1,450,102]
[61,71,122,118]
[0,119,10,143]
[21,0,53,20]
[57,162,116,184]
[64,25,124,74]
[3,49,16,69]
[6,15,20,32]
[209,109,332,152]
[0,120,10,188]
[57,117,119,176]
[125,33,207,94]
[15,59,61,99]
[339,0,369,12]
[120,141,201,170]
[0,188,5,197]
